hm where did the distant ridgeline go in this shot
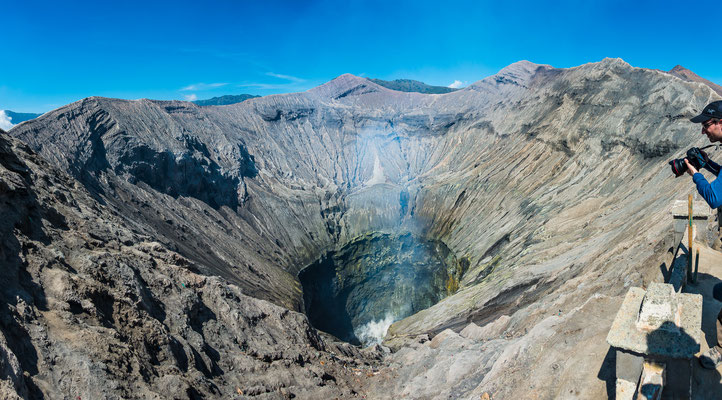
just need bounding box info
[664,65,722,97]
[191,78,458,106]
[5,110,42,124]
[192,94,260,106]
[368,78,459,94]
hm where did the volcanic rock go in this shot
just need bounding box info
[0,131,373,399]
[5,58,722,398]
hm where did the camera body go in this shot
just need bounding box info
[670,147,708,177]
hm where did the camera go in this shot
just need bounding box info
[670,147,708,177]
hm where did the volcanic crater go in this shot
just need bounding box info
[1,58,721,399]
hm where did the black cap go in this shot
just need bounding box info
[691,100,722,123]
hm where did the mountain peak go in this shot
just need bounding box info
[499,60,545,72]
[665,65,722,96]
[468,60,553,92]
[308,74,384,100]
[329,73,374,88]
[495,60,547,80]
[670,65,687,73]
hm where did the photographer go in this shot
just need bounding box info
[685,101,722,206]
[686,100,722,369]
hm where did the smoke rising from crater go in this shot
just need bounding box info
[355,313,397,346]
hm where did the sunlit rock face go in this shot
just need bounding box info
[6,58,722,398]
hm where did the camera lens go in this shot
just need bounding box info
[670,159,687,177]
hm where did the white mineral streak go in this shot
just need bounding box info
[365,153,386,186]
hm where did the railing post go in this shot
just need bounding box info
[688,194,693,284]
[670,199,710,291]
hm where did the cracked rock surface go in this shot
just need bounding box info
[4,58,722,398]
[0,132,377,399]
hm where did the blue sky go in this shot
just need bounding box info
[2,0,720,113]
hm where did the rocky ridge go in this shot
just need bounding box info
[193,95,260,107]
[0,128,385,399]
[4,58,722,398]
[666,65,722,96]
[368,78,458,94]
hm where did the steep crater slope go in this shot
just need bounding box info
[8,59,722,398]
[0,130,376,399]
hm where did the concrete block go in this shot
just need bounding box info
[615,378,637,400]
[671,200,710,219]
[607,285,703,359]
[671,199,709,246]
[636,283,679,332]
[616,349,643,383]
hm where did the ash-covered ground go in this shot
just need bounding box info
[2,59,721,399]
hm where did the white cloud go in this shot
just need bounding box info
[180,82,228,91]
[236,73,311,92]
[183,94,198,101]
[0,111,14,131]
[237,83,299,90]
[448,80,464,89]
[265,72,306,83]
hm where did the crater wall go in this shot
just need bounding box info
[6,58,722,398]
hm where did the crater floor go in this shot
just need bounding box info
[299,232,464,345]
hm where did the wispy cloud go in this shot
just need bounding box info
[448,80,465,89]
[237,83,305,90]
[265,72,306,83]
[0,111,14,131]
[235,72,310,91]
[180,82,228,91]
[181,73,309,94]
[183,94,198,101]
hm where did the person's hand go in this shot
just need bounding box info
[685,158,699,177]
